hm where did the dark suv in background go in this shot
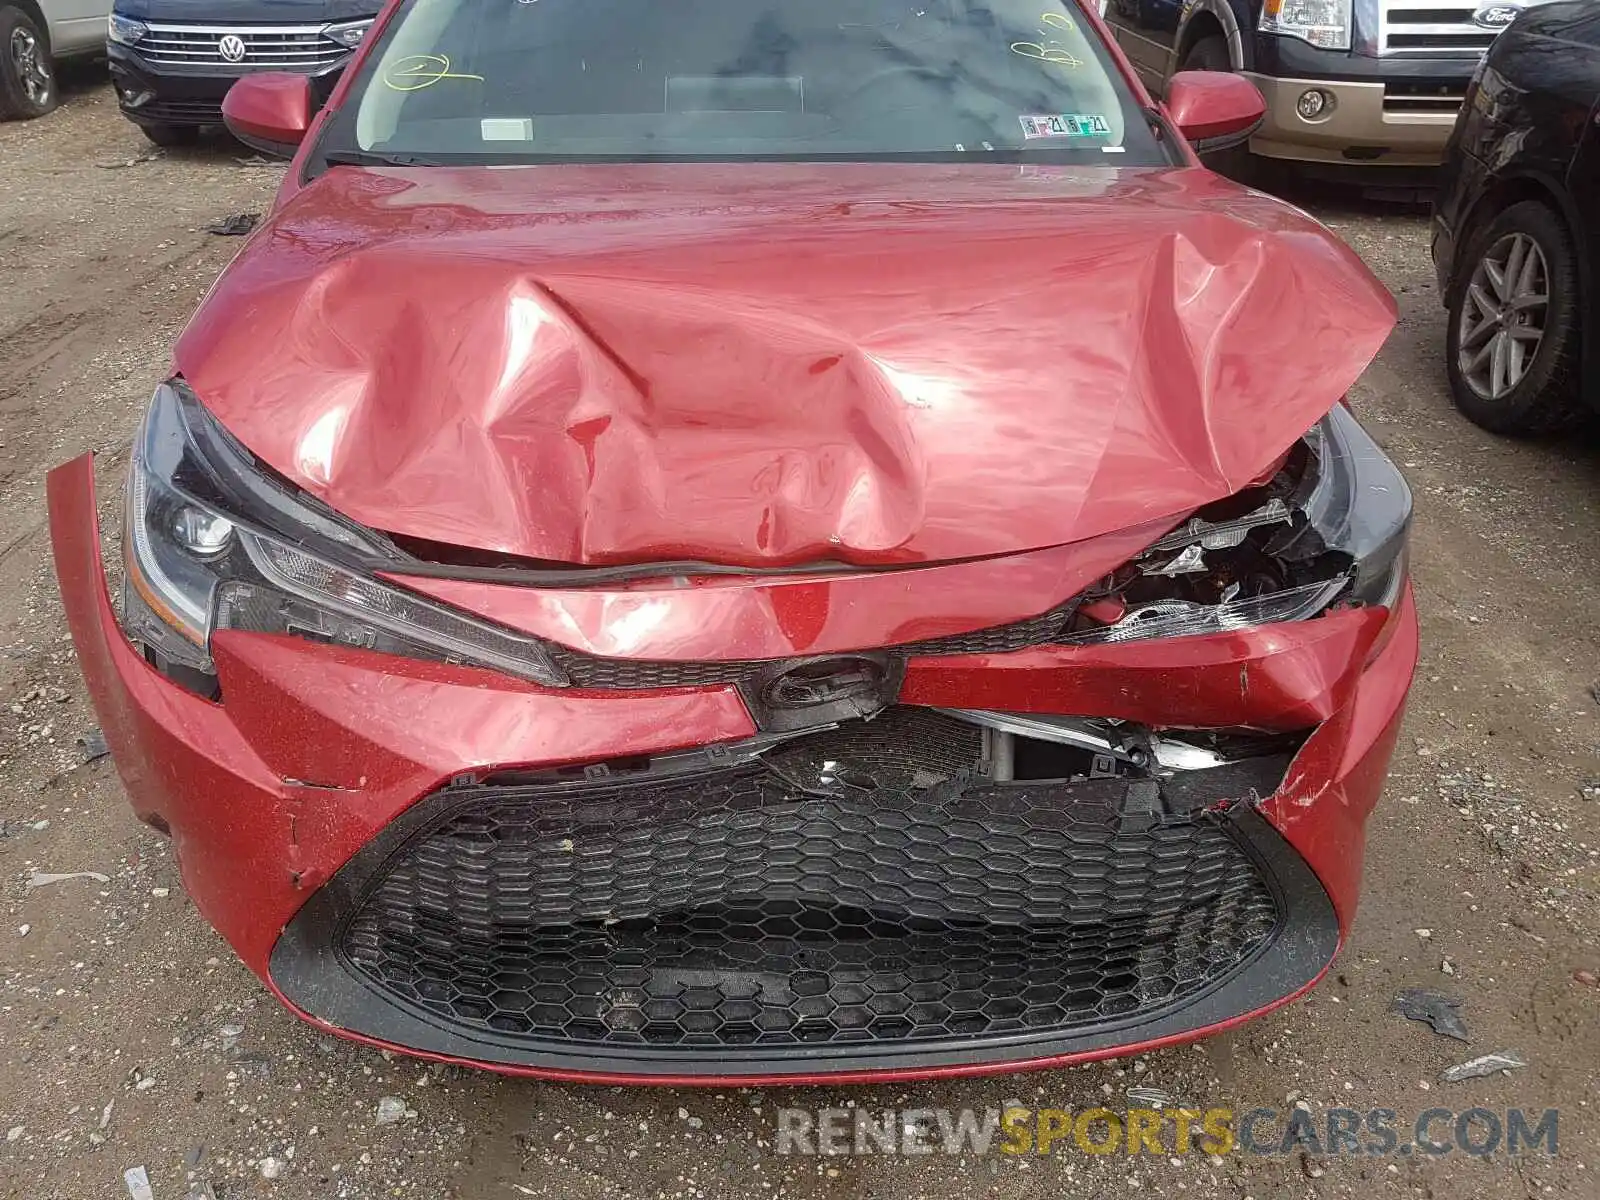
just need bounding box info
[1432,0,1599,435]
[1107,0,1554,172]
[108,0,377,145]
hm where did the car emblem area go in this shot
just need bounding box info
[743,653,905,732]
[218,35,247,63]
[1472,3,1519,28]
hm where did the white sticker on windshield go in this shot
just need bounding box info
[1018,113,1112,139]
[481,117,534,141]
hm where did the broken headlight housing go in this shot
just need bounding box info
[1063,404,1410,645]
[121,381,567,696]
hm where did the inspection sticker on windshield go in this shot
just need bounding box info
[1018,113,1111,139]
[481,117,534,141]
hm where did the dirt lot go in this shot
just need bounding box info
[0,75,1597,1200]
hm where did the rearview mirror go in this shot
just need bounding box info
[1164,72,1266,156]
[222,73,313,158]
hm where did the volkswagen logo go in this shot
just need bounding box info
[1472,3,1519,28]
[217,34,247,62]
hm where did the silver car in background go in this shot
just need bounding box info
[1,0,110,119]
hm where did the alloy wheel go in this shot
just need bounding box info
[1456,231,1548,402]
[9,26,50,108]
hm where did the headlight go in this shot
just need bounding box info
[121,382,567,695]
[108,13,148,45]
[321,18,373,48]
[1259,0,1352,50]
[1283,404,1411,608]
[1063,404,1410,645]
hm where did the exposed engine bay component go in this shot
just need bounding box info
[1144,544,1209,577]
[1066,406,1410,647]
[941,708,1151,765]
[1150,738,1237,772]
[1140,497,1294,578]
[1146,498,1293,555]
[506,707,1300,796]
[938,708,1295,778]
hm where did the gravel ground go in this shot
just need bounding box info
[0,75,1596,1200]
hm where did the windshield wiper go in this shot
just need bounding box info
[322,149,443,167]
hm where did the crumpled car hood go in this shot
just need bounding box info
[175,162,1395,566]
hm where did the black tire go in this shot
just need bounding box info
[1176,36,1254,182]
[1445,199,1584,436]
[139,122,201,148]
[0,4,56,121]
[1181,34,1232,72]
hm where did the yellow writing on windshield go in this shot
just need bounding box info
[1011,12,1082,69]
[383,54,486,92]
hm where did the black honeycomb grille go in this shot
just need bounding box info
[544,602,1076,691]
[544,647,762,691]
[337,711,1283,1051]
[902,600,1078,657]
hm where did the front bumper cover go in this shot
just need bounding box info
[48,452,1417,1083]
[108,43,350,127]
[1242,73,1460,166]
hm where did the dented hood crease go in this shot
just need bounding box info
[175,162,1396,566]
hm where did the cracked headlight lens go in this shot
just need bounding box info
[1060,578,1350,645]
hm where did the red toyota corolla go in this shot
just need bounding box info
[49,0,1414,1084]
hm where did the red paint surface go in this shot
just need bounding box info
[221,72,312,148]
[173,161,1394,568]
[47,456,756,969]
[50,453,1414,1081]
[1164,71,1268,143]
[384,519,1168,661]
[901,605,1389,731]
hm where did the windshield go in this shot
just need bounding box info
[334,0,1164,165]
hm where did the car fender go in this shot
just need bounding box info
[1175,0,1253,73]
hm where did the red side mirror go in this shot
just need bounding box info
[1164,71,1266,156]
[223,73,313,158]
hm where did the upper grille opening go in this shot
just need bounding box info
[138,24,352,69]
[1379,0,1504,55]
